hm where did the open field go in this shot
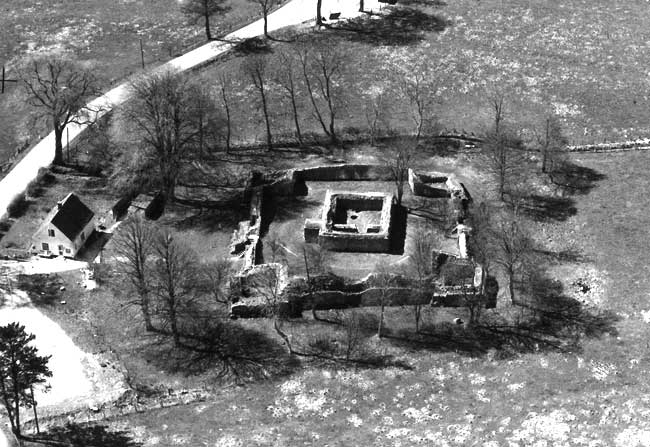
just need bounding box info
[188,0,650,152]
[0,0,267,163]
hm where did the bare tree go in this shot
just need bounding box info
[126,72,222,204]
[180,0,229,40]
[394,61,443,140]
[297,41,346,145]
[112,214,156,332]
[364,91,391,146]
[21,58,100,165]
[490,212,533,305]
[535,114,568,174]
[301,242,332,321]
[252,263,293,353]
[380,135,416,205]
[274,50,304,146]
[216,72,233,153]
[243,55,273,150]
[190,84,224,159]
[342,311,363,360]
[197,259,232,305]
[373,261,396,338]
[481,93,525,201]
[407,222,435,332]
[250,0,281,39]
[264,231,287,264]
[151,231,199,346]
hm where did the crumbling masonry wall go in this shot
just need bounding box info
[229,164,483,318]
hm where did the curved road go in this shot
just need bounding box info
[0,0,379,218]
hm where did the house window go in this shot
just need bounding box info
[42,242,49,251]
[80,231,85,241]
[65,248,71,254]
[58,245,64,253]
[48,229,55,237]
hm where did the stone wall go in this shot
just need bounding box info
[229,163,488,317]
[316,191,393,253]
[408,169,450,198]
[295,164,393,182]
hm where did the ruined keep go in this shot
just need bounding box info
[228,163,490,318]
[304,191,394,253]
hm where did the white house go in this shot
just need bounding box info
[31,193,96,258]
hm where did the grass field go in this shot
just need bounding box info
[188,0,650,152]
[0,0,266,163]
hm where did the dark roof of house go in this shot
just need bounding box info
[49,193,95,240]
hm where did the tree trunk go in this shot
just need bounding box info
[169,305,180,347]
[198,112,204,159]
[316,0,323,25]
[0,381,16,436]
[260,89,272,151]
[273,319,293,354]
[508,269,515,304]
[53,126,64,165]
[263,10,269,38]
[289,89,303,146]
[414,304,421,333]
[12,382,20,437]
[220,84,231,154]
[141,291,154,332]
[161,174,176,204]
[378,303,385,338]
[205,13,212,40]
[301,64,330,139]
[325,82,337,145]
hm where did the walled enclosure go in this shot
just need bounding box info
[305,191,394,253]
[228,164,484,318]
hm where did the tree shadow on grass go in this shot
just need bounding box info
[399,0,447,6]
[326,7,451,46]
[143,318,299,382]
[534,248,588,264]
[232,37,273,56]
[386,274,619,357]
[16,274,63,306]
[511,194,578,222]
[259,191,321,238]
[30,422,141,447]
[549,161,606,195]
[171,203,249,233]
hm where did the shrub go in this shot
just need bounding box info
[26,168,55,198]
[26,179,42,197]
[0,219,11,233]
[7,193,29,218]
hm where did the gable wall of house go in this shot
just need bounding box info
[32,225,75,257]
